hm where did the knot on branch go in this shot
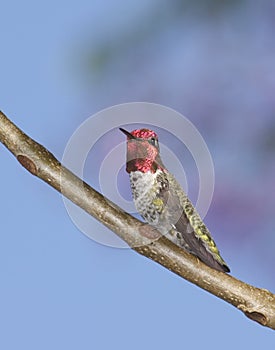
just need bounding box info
[17,155,37,175]
[244,311,267,326]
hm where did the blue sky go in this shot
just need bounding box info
[1,1,275,348]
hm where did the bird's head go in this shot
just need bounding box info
[120,128,165,173]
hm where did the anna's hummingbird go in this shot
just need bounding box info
[120,127,230,273]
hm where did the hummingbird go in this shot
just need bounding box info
[120,127,230,273]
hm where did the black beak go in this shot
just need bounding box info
[119,128,136,139]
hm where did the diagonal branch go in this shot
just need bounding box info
[0,110,275,330]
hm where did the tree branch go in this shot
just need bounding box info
[1,110,274,330]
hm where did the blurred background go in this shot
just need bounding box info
[1,0,275,348]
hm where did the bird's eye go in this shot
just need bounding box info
[149,137,158,147]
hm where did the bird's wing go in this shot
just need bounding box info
[174,212,230,272]
[156,172,229,273]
